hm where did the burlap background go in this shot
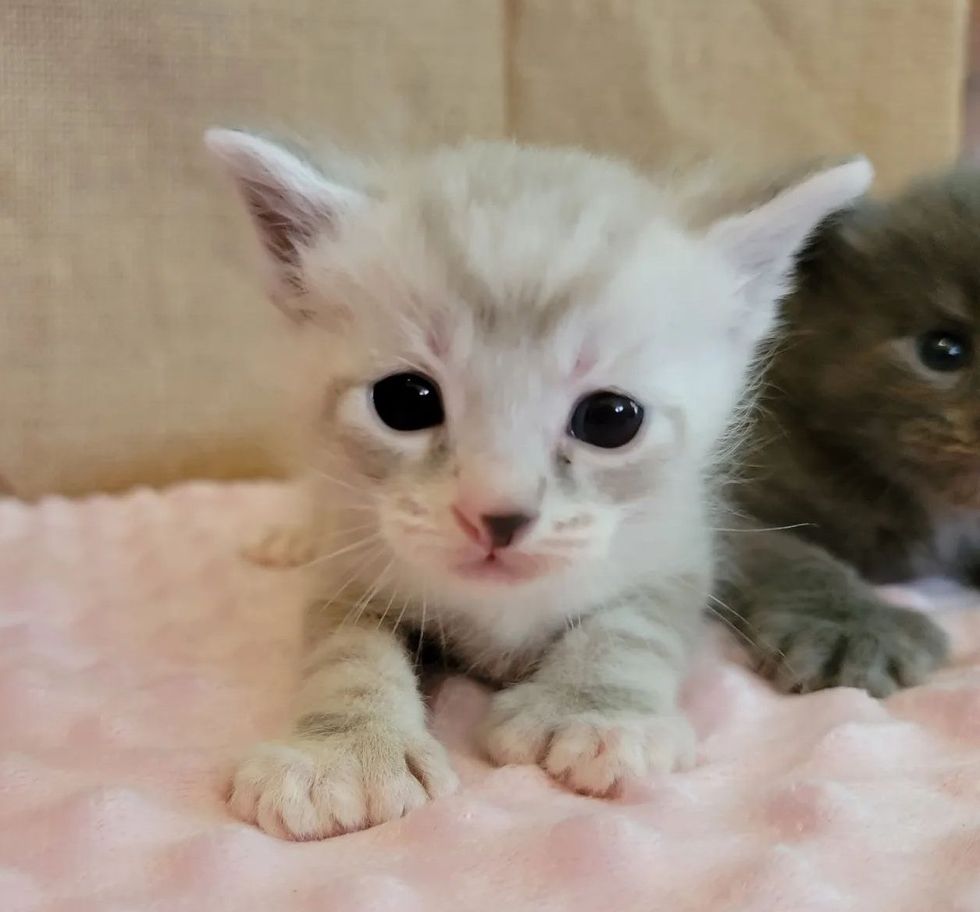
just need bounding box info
[0,0,968,497]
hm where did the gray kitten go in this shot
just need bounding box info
[720,169,980,696]
[206,128,870,838]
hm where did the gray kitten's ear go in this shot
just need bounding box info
[205,128,366,316]
[707,157,874,319]
[794,196,879,287]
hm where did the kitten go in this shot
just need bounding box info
[720,170,980,697]
[206,129,871,839]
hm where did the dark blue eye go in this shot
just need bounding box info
[917,331,972,373]
[568,391,644,449]
[372,372,444,431]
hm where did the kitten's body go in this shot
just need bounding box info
[722,171,980,694]
[207,131,870,839]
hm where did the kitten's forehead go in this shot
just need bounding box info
[316,141,755,421]
[846,174,980,324]
[399,144,667,339]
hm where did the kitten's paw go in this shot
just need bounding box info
[482,684,695,797]
[240,525,314,568]
[752,604,949,698]
[228,728,458,839]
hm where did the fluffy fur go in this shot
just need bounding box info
[206,129,871,839]
[720,170,980,696]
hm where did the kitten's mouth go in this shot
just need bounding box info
[453,550,548,584]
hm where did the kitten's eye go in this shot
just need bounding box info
[916,330,973,373]
[568,390,644,449]
[372,372,445,431]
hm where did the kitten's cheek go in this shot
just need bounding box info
[378,517,421,557]
[377,516,452,572]
[573,521,615,561]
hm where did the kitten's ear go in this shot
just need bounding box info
[794,198,877,289]
[204,128,366,317]
[707,157,873,324]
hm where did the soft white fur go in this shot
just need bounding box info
[206,129,872,839]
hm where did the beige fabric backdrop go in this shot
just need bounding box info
[0,0,968,498]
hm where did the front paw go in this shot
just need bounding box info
[751,603,948,697]
[240,525,314,568]
[482,684,695,797]
[228,726,458,840]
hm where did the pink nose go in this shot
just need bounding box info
[452,505,536,549]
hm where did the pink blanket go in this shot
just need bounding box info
[1,482,979,912]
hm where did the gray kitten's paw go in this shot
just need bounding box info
[482,683,695,796]
[749,604,948,698]
[229,729,458,840]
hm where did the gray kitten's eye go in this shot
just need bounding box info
[372,372,445,431]
[916,330,972,373]
[568,391,644,449]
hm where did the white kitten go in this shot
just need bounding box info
[206,130,872,840]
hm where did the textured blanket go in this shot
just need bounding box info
[1,482,978,912]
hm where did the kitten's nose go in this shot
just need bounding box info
[480,512,535,549]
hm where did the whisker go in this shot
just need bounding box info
[703,591,800,681]
[425,581,449,671]
[704,601,765,656]
[344,560,393,630]
[710,523,815,534]
[306,467,376,498]
[415,593,428,667]
[392,591,412,638]
[375,584,399,631]
[394,524,443,538]
[317,546,385,624]
[671,574,800,681]
[327,503,378,514]
[309,474,361,496]
[300,533,381,569]
[322,520,378,538]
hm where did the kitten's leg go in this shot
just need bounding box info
[719,529,949,697]
[229,603,458,839]
[482,585,701,797]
